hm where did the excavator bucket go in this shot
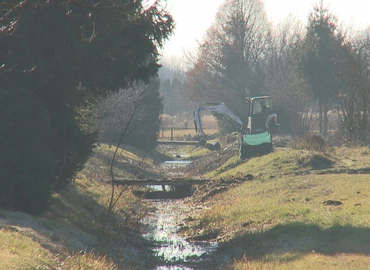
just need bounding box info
[239,131,273,160]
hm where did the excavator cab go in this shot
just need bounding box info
[247,96,278,134]
[239,96,279,160]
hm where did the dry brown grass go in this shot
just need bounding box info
[0,228,54,269]
[159,113,219,140]
[160,113,218,129]
[158,128,218,139]
[62,251,117,270]
[0,214,122,270]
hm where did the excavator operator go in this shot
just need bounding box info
[260,99,269,117]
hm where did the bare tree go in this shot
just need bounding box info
[263,16,319,136]
[339,30,370,141]
[186,0,271,125]
[98,78,163,148]
[100,84,153,232]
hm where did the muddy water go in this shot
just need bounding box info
[141,156,217,269]
[142,199,217,269]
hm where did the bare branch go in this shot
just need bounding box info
[101,85,148,232]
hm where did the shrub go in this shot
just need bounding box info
[98,78,163,149]
[291,134,327,152]
[297,154,334,170]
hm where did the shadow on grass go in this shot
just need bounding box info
[202,222,370,269]
[93,145,166,180]
[0,183,156,269]
[45,185,156,269]
[113,159,163,178]
[1,143,164,269]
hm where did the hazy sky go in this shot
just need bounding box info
[161,0,370,59]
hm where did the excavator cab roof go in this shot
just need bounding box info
[250,96,271,101]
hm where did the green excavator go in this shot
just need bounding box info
[193,96,279,159]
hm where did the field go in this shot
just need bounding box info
[158,127,218,140]
[159,113,219,140]
[180,143,370,269]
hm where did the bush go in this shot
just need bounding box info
[297,154,334,170]
[291,134,327,152]
[125,79,163,148]
[98,78,163,149]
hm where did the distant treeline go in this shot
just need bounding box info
[159,0,370,143]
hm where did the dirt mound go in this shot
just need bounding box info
[297,154,334,170]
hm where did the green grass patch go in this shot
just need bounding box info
[185,146,211,160]
[189,146,370,269]
[206,155,240,178]
[199,174,370,232]
[334,147,370,169]
[194,170,370,269]
[213,149,335,180]
[231,248,370,270]
[97,143,171,165]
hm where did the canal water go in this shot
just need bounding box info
[161,160,193,167]
[141,156,217,269]
[142,199,217,269]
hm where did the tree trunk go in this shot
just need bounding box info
[319,100,323,135]
[362,99,368,141]
[323,103,328,136]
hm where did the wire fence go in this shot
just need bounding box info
[158,127,218,141]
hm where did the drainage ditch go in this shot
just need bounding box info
[142,199,217,269]
[141,155,217,269]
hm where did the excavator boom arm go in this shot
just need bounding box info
[194,102,245,143]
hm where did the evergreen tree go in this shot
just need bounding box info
[300,1,345,135]
[0,0,173,213]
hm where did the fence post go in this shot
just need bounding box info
[162,128,164,139]
[171,128,173,141]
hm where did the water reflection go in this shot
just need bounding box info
[142,200,217,270]
[161,160,193,167]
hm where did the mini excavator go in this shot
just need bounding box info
[193,96,279,159]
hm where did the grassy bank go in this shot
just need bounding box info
[185,147,370,269]
[0,143,168,269]
[3,137,370,269]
